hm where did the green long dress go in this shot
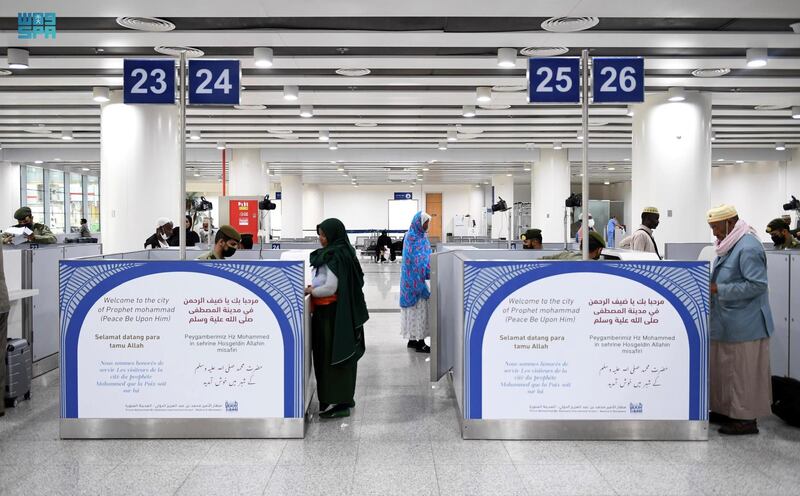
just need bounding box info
[309,219,369,408]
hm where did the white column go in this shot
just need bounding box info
[229,149,269,196]
[280,175,303,239]
[531,148,571,242]
[101,99,180,253]
[787,150,800,228]
[0,162,21,226]
[303,184,324,231]
[490,174,514,239]
[632,91,712,249]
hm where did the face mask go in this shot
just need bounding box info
[588,219,595,229]
[772,235,785,246]
[223,246,237,258]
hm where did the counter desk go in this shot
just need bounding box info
[431,249,710,440]
[58,250,313,439]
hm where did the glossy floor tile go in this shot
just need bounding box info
[1,265,799,495]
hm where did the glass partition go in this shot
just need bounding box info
[69,173,84,231]
[49,169,66,234]
[87,175,100,232]
[24,166,45,224]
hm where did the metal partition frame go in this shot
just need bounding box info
[791,254,800,380]
[664,243,712,261]
[767,252,791,377]
[440,251,709,441]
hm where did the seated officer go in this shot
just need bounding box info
[543,231,605,260]
[766,218,799,250]
[197,225,241,260]
[2,207,57,244]
[521,229,543,250]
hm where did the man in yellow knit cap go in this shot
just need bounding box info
[706,204,773,435]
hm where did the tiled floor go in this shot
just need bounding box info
[1,262,799,495]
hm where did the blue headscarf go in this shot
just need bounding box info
[400,211,432,308]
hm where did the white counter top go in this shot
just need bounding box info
[8,289,39,301]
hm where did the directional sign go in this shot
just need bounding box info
[591,57,645,103]
[123,59,175,104]
[528,57,580,104]
[188,59,241,105]
[394,192,413,200]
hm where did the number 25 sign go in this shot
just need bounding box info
[528,58,580,104]
[527,56,645,104]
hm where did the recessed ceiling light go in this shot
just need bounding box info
[318,130,330,141]
[624,158,631,161]
[336,68,371,77]
[520,46,569,57]
[577,130,584,140]
[626,106,635,117]
[193,172,201,177]
[608,167,616,171]
[711,130,716,141]
[541,16,599,33]
[792,106,800,119]
[53,157,61,161]
[0,69,11,76]
[60,130,73,140]
[24,124,50,134]
[476,87,492,103]
[190,130,201,140]
[736,160,744,164]
[667,87,686,102]
[746,48,768,68]
[34,160,43,164]
[216,141,226,150]
[267,128,293,134]
[283,85,299,101]
[775,142,786,151]
[754,104,790,110]
[254,47,274,68]
[81,167,90,171]
[603,181,610,185]
[447,130,457,142]
[462,105,476,118]
[300,105,313,118]
[523,166,531,172]
[328,140,338,150]
[154,46,204,58]
[92,86,110,103]
[354,121,378,127]
[7,48,29,69]
[691,68,731,78]
[422,167,430,171]
[496,48,517,68]
[233,104,266,110]
[116,17,175,32]
[717,158,725,162]
[553,141,563,150]
[438,140,448,151]
[456,126,483,134]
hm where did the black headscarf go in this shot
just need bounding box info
[310,218,369,364]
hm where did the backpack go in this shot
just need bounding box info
[772,375,800,427]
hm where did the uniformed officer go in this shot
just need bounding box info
[520,228,543,250]
[766,218,799,250]
[197,225,242,260]
[544,231,605,260]
[2,207,57,244]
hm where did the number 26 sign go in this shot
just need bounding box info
[592,57,644,103]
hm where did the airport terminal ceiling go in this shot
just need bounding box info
[1,1,800,185]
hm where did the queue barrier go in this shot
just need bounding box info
[431,248,710,440]
[58,251,314,439]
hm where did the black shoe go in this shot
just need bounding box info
[319,402,330,413]
[319,403,351,419]
[709,411,731,425]
[416,344,431,353]
[407,340,420,349]
[719,419,759,435]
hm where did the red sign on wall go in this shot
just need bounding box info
[229,199,259,238]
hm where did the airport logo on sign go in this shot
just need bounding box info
[225,401,239,412]
[18,12,56,39]
[629,402,643,414]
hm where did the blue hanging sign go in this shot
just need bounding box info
[275,192,282,200]
[394,192,413,200]
[591,57,645,103]
[528,58,580,104]
[123,59,175,104]
[188,59,241,105]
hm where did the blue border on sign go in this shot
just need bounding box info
[463,261,709,420]
[59,260,304,419]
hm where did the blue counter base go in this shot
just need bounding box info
[60,418,306,439]
[461,418,709,441]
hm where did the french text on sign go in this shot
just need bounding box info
[123,60,175,104]
[188,59,241,105]
[528,58,580,104]
[591,57,645,103]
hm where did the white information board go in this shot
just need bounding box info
[388,199,419,231]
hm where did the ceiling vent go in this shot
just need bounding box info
[520,47,569,57]
[754,104,790,110]
[154,46,204,58]
[116,17,175,32]
[541,16,599,33]
[691,68,730,78]
[335,68,371,77]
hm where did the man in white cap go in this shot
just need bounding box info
[706,204,773,435]
[144,218,173,249]
[621,207,661,259]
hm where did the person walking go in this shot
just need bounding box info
[400,212,432,353]
[306,218,369,419]
[707,204,774,435]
